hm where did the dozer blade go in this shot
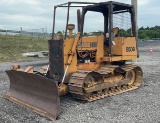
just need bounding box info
[4,70,61,121]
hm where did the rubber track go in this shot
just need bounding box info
[69,64,143,101]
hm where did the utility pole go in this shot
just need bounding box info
[20,27,22,36]
[131,0,139,58]
[131,0,138,39]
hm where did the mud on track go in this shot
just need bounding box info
[0,41,160,123]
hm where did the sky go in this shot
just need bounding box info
[0,0,159,33]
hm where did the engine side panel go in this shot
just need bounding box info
[113,37,137,56]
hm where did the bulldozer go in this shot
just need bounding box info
[4,1,143,121]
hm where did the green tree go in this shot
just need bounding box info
[57,31,62,35]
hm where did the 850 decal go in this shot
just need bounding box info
[126,47,135,52]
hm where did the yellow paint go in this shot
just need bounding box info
[77,36,98,51]
[113,37,137,56]
[63,38,77,82]
[77,62,102,71]
[77,35,104,63]
[95,35,104,63]
[102,55,137,62]
[63,35,105,82]
[62,34,138,82]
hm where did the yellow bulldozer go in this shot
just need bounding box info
[4,1,143,121]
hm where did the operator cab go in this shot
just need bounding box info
[80,1,137,56]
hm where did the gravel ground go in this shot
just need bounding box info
[0,41,160,123]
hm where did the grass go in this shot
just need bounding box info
[0,35,49,62]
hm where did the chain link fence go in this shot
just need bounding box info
[0,26,51,38]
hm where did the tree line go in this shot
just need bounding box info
[115,26,160,40]
[138,26,160,40]
[56,25,160,40]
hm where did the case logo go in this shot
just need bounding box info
[78,42,97,48]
